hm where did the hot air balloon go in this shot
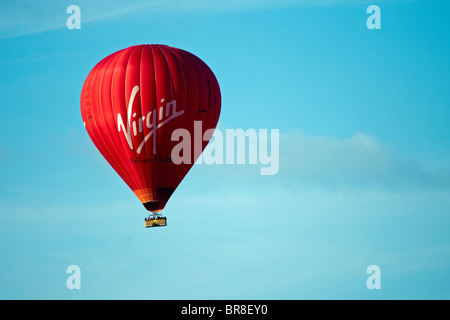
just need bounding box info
[80,44,221,227]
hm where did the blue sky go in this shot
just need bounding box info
[0,0,449,299]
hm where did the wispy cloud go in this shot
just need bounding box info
[0,0,387,39]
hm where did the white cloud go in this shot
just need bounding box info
[187,130,450,192]
[279,131,450,190]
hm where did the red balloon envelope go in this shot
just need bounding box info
[80,44,221,213]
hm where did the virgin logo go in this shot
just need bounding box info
[117,85,184,154]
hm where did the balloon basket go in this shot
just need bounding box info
[145,214,167,228]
